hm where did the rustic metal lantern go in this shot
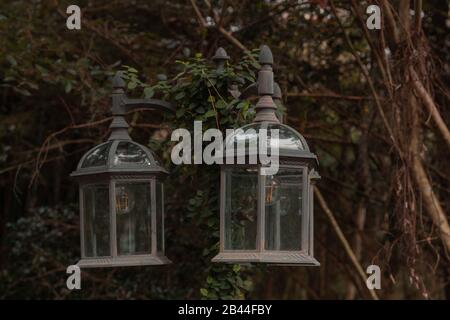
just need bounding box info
[71,72,173,268]
[212,46,320,265]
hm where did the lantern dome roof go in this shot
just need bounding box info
[71,140,167,177]
[224,122,318,165]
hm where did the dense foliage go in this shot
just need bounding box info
[0,0,448,299]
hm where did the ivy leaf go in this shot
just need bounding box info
[176,109,184,118]
[175,91,185,100]
[124,65,138,73]
[195,106,205,113]
[6,55,17,67]
[204,110,216,118]
[13,87,31,96]
[250,61,261,70]
[242,280,253,290]
[128,81,137,90]
[183,47,191,57]
[64,81,72,93]
[216,100,227,109]
[236,101,247,109]
[144,87,154,98]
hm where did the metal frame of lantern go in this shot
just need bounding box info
[71,72,173,268]
[211,46,320,265]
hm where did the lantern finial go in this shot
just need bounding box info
[112,71,126,89]
[254,45,279,123]
[212,47,230,72]
[259,45,273,65]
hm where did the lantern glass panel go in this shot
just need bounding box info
[83,184,111,257]
[224,167,258,250]
[265,168,303,251]
[227,122,306,152]
[156,181,164,252]
[81,142,112,168]
[114,142,152,166]
[116,182,152,255]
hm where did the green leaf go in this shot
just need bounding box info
[242,280,253,290]
[233,264,241,273]
[195,106,205,113]
[124,65,138,73]
[216,100,227,109]
[204,110,216,118]
[65,81,72,93]
[207,217,216,227]
[236,101,247,109]
[175,91,185,100]
[128,81,137,90]
[250,61,261,69]
[6,55,17,67]
[183,47,191,57]
[176,109,184,118]
[13,87,31,96]
[144,87,154,98]
[200,288,208,296]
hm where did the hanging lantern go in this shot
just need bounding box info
[71,72,172,268]
[212,46,320,265]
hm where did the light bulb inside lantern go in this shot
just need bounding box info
[116,187,129,214]
[265,177,279,204]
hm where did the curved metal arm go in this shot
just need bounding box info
[111,71,174,116]
[215,46,283,106]
[108,71,174,141]
[238,83,258,99]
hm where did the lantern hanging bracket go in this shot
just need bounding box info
[108,71,174,141]
[212,46,284,122]
[111,71,174,115]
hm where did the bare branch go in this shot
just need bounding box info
[410,67,450,150]
[315,188,379,300]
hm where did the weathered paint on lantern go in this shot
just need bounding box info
[212,46,320,266]
[71,72,172,268]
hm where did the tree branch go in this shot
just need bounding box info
[409,67,450,150]
[315,188,379,300]
[330,0,403,159]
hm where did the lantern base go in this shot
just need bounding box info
[77,254,172,268]
[212,251,319,266]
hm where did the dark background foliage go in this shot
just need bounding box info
[0,0,449,299]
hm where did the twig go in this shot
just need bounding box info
[192,0,250,53]
[350,0,394,98]
[286,92,372,101]
[190,0,207,28]
[57,8,141,66]
[315,188,380,300]
[330,0,403,159]
[409,67,450,150]
[414,0,423,32]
